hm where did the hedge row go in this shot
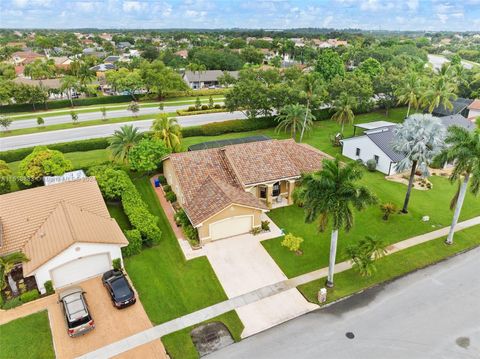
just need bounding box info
[181,116,277,137]
[176,108,225,116]
[0,89,229,114]
[88,165,162,250]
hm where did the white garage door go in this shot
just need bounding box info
[210,216,253,241]
[51,253,111,289]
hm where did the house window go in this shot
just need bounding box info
[355,148,361,156]
[259,186,267,198]
[272,182,280,197]
[374,155,379,164]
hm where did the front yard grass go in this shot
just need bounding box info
[162,311,244,359]
[0,311,55,359]
[124,177,235,325]
[298,225,480,305]
[263,171,480,278]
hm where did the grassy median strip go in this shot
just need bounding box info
[298,225,480,305]
[8,95,225,119]
[162,311,244,359]
[0,311,55,359]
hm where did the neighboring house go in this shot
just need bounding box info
[82,48,106,58]
[104,55,121,64]
[13,77,62,90]
[182,70,239,89]
[430,97,473,118]
[174,49,188,59]
[11,51,44,66]
[163,139,331,244]
[51,56,72,70]
[117,41,132,49]
[467,99,480,120]
[0,179,128,294]
[342,116,476,175]
[90,63,116,77]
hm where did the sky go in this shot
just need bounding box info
[1,0,480,31]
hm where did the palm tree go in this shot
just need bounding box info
[60,75,80,107]
[276,104,314,141]
[299,73,324,142]
[395,72,422,117]
[303,158,377,287]
[108,125,142,163]
[0,252,29,293]
[151,115,182,151]
[421,76,457,114]
[391,114,446,213]
[438,126,480,244]
[331,92,356,134]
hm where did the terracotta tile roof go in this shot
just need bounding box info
[165,139,331,226]
[468,99,480,110]
[0,179,128,273]
[184,176,268,226]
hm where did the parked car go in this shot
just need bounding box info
[102,270,136,309]
[58,286,95,337]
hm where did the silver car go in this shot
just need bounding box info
[58,286,95,337]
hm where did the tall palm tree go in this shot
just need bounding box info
[438,126,480,244]
[303,158,377,287]
[421,76,457,114]
[275,104,314,141]
[151,115,182,152]
[0,252,29,293]
[108,125,142,163]
[299,73,324,142]
[395,72,423,117]
[60,75,80,107]
[392,114,446,213]
[331,92,356,134]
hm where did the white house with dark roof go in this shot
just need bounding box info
[342,116,477,175]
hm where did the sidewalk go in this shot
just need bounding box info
[77,215,480,359]
[0,294,56,325]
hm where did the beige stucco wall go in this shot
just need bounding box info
[198,204,263,241]
[163,158,185,204]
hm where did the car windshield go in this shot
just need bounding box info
[111,277,132,301]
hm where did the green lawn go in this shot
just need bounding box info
[298,225,480,305]
[107,201,131,231]
[263,171,480,278]
[162,311,244,359]
[124,177,237,325]
[0,311,55,359]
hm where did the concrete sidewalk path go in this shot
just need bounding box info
[77,215,480,359]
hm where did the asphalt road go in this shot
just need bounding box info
[0,111,246,150]
[428,54,475,71]
[9,102,224,130]
[208,246,480,359]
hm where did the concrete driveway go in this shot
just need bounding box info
[202,218,317,338]
[48,276,167,359]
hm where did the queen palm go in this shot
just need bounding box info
[276,104,314,141]
[0,252,29,293]
[108,125,142,163]
[151,115,182,152]
[299,73,324,142]
[421,77,457,114]
[392,114,446,213]
[395,72,422,117]
[438,127,480,244]
[331,92,356,134]
[303,158,377,287]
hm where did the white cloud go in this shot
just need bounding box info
[406,0,419,10]
[122,1,145,12]
[12,0,29,8]
[437,13,448,23]
[322,15,333,27]
[76,2,95,12]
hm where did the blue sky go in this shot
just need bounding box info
[1,0,480,31]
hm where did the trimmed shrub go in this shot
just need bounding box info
[366,159,377,172]
[20,289,40,303]
[214,104,221,109]
[250,227,262,235]
[183,224,199,242]
[88,165,132,200]
[112,258,122,271]
[44,280,54,295]
[181,117,276,137]
[123,229,143,257]
[174,208,190,227]
[176,108,226,116]
[157,175,167,185]
[261,220,270,231]
[162,184,172,193]
[281,233,304,253]
[201,105,209,110]
[165,191,177,203]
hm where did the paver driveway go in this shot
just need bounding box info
[202,224,318,338]
[48,276,167,359]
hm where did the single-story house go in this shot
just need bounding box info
[430,97,473,118]
[163,139,331,244]
[467,99,480,120]
[13,77,62,90]
[341,116,476,175]
[0,179,128,294]
[182,70,239,89]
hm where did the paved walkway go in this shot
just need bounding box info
[77,216,480,359]
[0,293,56,325]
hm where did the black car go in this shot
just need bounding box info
[102,270,136,309]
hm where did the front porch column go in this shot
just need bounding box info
[287,180,296,205]
[266,183,273,208]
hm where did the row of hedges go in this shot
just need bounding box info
[1,289,40,310]
[88,165,162,254]
[0,89,229,114]
[176,107,225,116]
